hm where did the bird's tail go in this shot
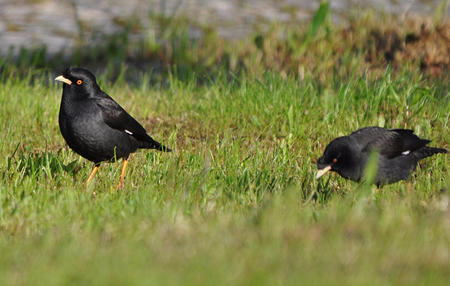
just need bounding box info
[414,146,447,160]
[139,135,172,152]
[156,143,172,152]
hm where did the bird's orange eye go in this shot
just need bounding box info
[332,158,338,164]
[76,80,83,85]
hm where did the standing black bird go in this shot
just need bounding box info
[55,67,171,189]
[316,127,447,185]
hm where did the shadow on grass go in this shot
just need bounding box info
[4,149,81,182]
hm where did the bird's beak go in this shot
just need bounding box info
[55,75,72,85]
[316,165,332,179]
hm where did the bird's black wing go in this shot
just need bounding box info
[351,127,429,158]
[349,127,397,150]
[390,129,431,152]
[94,93,150,141]
[362,131,404,158]
[94,92,171,151]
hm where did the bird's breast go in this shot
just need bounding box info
[58,105,137,162]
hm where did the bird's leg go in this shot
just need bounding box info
[86,164,100,187]
[116,158,129,190]
[406,182,412,195]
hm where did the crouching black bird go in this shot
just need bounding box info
[55,67,171,189]
[316,127,447,185]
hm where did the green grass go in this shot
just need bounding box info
[0,7,449,285]
[0,66,448,285]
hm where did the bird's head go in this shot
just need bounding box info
[316,136,359,180]
[55,67,100,98]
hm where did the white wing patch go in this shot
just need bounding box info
[125,129,133,135]
[402,150,410,155]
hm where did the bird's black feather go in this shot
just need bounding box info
[317,126,447,185]
[96,95,146,137]
[390,129,430,152]
[94,92,171,152]
[57,67,171,165]
[351,127,430,159]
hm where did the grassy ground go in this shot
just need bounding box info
[0,9,449,286]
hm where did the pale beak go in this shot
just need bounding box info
[55,75,72,85]
[316,165,332,179]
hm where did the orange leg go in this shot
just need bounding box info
[116,159,129,190]
[86,164,100,187]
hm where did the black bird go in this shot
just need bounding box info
[316,127,447,185]
[55,67,171,189]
